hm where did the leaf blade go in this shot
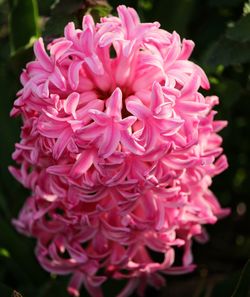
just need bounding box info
[9,0,40,55]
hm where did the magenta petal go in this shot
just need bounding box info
[67,272,83,297]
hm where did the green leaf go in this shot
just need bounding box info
[9,0,40,55]
[87,4,113,20]
[138,0,153,11]
[0,247,10,258]
[231,259,250,297]
[205,37,250,66]
[243,0,250,16]
[226,15,250,42]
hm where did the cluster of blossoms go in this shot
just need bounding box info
[10,5,229,297]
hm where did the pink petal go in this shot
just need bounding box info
[53,127,73,159]
[70,150,95,178]
[78,122,104,141]
[81,27,94,56]
[106,88,123,118]
[50,40,73,60]
[34,38,52,71]
[126,100,151,120]
[179,39,194,60]
[178,101,209,114]
[85,54,104,75]
[120,130,145,154]
[47,164,72,176]
[89,110,110,126]
[49,66,66,90]
[64,92,80,119]
[99,125,120,158]
[68,61,83,90]
[64,22,76,41]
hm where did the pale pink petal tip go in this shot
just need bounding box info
[67,287,80,297]
[10,4,229,297]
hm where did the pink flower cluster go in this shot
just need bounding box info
[10,5,229,297]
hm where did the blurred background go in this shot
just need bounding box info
[0,0,250,296]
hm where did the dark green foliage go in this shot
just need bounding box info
[9,0,39,55]
[226,14,250,42]
[0,0,250,296]
[206,38,250,66]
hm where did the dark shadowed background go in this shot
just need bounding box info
[0,0,250,296]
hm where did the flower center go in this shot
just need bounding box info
[97,87,134,118]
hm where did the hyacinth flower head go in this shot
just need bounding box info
[10,5,229,297]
